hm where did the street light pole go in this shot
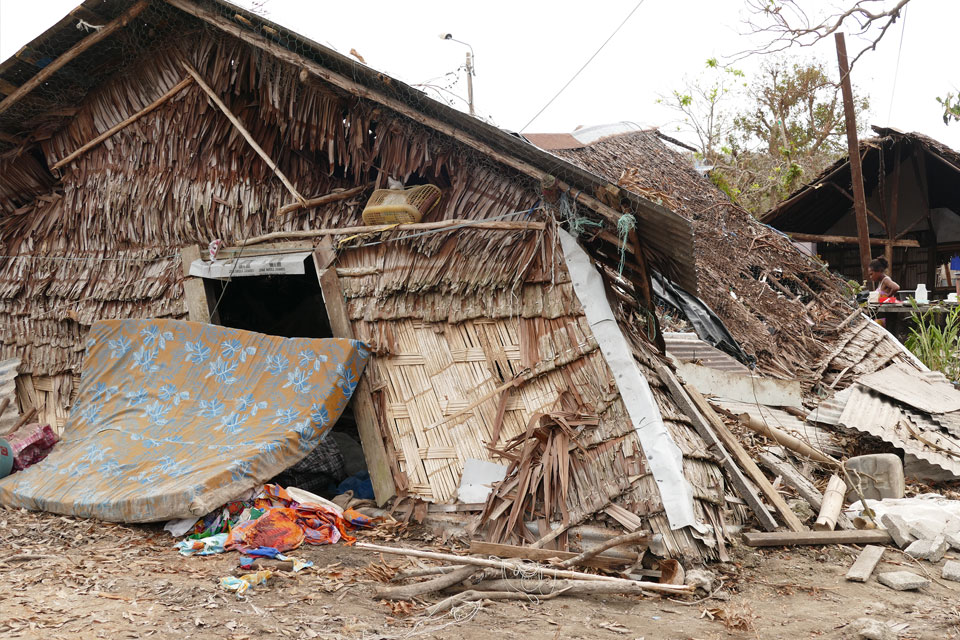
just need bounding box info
[465,51,475,116]
[441,33,475,117]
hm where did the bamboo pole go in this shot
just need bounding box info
[0,1,150,117]
[353,542,691,593]
[275,184,372,217]
[814,475,846,531]
[52,77,194,170]
[180,61,306,205]
[737,413,839,467]
[238,219,546,248]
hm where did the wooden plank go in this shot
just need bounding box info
[0,1,149,117]
[757,451,855,530]
[468,540,642,571]
[845,544,885,582]
[316,255,396,506]
[685,384,806,532]
[786,232,918,248]
[654,361,779,532]
[180,245,212,323]
[52,77,193,169]
[743,529,891,547]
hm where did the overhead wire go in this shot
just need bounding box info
[519,0,648,132]
[887,2,909,123]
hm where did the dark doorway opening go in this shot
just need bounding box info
[207,255,367,498]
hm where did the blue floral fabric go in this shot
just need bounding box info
[0,319,368,522]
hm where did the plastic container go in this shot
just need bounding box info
[0,438,12,479]
[844,453,905,502]
[915,283,929,304]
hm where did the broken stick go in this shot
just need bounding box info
[375,565,482,601]
[354,542,690,594]
[556,530,650,569]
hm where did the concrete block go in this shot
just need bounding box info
[904,537,948,562]
[877,571,930,591]
[945,530,960,551]
[844,454,905,501]
[880,513,916,549]
[853,618,895,640]
[909,521,941,542]
[943,560,960,582]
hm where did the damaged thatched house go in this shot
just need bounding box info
[527,123,960,483]
[0,0,772,559]
[525,123,923,391]
[762,126,960,294]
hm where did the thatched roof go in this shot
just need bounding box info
[761,126,960,233]
[0,0,696,293]
[527,123,860,384]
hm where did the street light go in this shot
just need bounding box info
[439,33,475,116]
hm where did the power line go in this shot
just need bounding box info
[519,0,648,132]
[887,3,909,123]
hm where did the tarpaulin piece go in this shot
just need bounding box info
[0,319,368,522]
[651,271,755,369]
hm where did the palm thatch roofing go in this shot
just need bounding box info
[526,123,863,385]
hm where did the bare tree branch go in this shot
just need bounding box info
[736,0,912,70]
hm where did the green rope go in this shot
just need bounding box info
[560,192,602,237]
[616,213,636,275]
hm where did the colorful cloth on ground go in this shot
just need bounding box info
[224,484,359,552]
[176,532,229,556]
[220,570,272,596]
[0,319,368,522]
[4,423,59,472]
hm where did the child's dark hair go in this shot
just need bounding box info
[869,257,888,272]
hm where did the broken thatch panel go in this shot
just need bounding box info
[531,125,858,386]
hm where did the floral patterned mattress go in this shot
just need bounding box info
[0,319,368,522]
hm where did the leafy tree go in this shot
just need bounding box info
[660,57,869,214]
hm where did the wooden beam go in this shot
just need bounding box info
[786,232,918,248]
[52,77,194,170]
[886,146,902,271]
[0,1,149,117]
[314,247,396,506]
[181,61,306,205]
[827,182,887,232]
[241,219,546,248]
[653,362,779,532]
[180,245,214,323]
[835,32,872,281]
[0,77,19,96]
[742,529,891,547]
[685,385,806,532]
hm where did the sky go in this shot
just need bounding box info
[1,0,959,149]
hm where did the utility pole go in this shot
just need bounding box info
[835,32,872,283]
[465,51,475,116]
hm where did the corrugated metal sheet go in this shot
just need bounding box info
[806,386,853,427]
[857,362,960,413]
[837,386,960,479]
[710,398,843,457]
[664,332,750,373]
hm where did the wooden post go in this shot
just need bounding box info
[885,145,902,273]
[180,245,214,323]
[835,32,872,282]
[0,1,149,117]
[180,61,307,206]
[313,241,397,506]
[912,149,937,289]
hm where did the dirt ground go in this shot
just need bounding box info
[1,507,958,640]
